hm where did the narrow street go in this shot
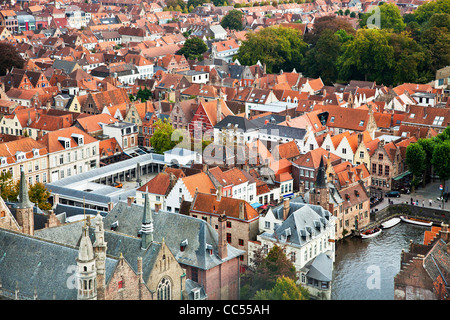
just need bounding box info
[373,179,450,212]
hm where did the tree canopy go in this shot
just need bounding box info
[176,37,208,60]
[0,43,25,76]
[236,26,307,74]
[150,119,182,154]
[220,9,244,31]
[240,244,305,300]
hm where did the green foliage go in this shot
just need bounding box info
[337,28,395,84]
[413,0,450,24]
[432,140,450,184]
[252,276,309,300]
[406,142,426,181]
[220,9,244,31]
[150,119,182,154]
[359,3,406,32]
[236,26,307,73]
[176,37,208,60]
[240,244,299,300]
[405,128,450,194]
[28,182,52,211]
[302,29,341,85]
[130,87,152,102]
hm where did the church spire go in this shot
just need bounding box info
[315,156,327,189]
[17,167,33,209]
[140,188,154,250]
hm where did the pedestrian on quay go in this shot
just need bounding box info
[429,199,432,206]
[422,200,424,207]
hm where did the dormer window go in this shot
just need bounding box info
[206,244,213,255]
[0,157,6,165]
[16,151,26,161]
[58,137,71,149]
[71,133,84,146]
[32,149,39,157]
[180,239,188,252]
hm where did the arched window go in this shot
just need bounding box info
[157,277,172,300]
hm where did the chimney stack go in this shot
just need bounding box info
[127,196,134,206]
[218,214,228,259]
[217,185,222,202]
[155,203,161,213]
[283,198,290,220]
[216,98,222,123]
[239,201,245,220]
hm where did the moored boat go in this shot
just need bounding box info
[381,217,401,229]
[361,227,382,239]
[400,215,433,227]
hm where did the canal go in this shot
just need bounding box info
[331,222,428,300]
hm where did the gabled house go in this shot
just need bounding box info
[189,191,259,269]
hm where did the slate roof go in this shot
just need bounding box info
[103,202,244,270]
[260,202,335,248]
[0,228,118,300]
[260,123,307,140]
[214,115,259,131]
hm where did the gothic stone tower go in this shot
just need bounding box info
[93,212,107,300]
[77,222,97,300]
[16,168,34,235]
[309,156,330,212]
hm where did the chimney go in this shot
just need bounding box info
[127,196,134,206]
[155,203,161,213]
[217,185,222,201]
[216,98,222,123]
[239,201,245,220]
[440,223,450,243]
[218,214,228,259]
[107,202,114,211]
[202,164,208,173]
[357,132,363,145]
[283,198,290,220]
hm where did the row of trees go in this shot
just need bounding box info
[406,127,450,197]
[235,1,450,86]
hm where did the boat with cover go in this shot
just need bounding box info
[400,215,433,226]
[361,227,382,238]
[381,217,401,229]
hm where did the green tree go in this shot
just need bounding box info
[419,25,450,77]
[413,0,450,24]
[236,26,307,73]
[150,119,182,154]
[240,244,298,299]
[405,142,427,191]
[431,140,450,207]
[388,32,428,86]
[176,37,208,60]
[337,28,394,84]
[417,138,436,187]
[359,3,406,32]
[0,43,25,76]
[252,276,309,300]
[302,29,341,84]
[135,87,152,102]
[220,9,244,31]
[29,182,52,211]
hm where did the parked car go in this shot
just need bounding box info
[386,191,400,198]
[112,181,123,188]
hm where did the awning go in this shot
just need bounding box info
[251,203,263,209]
[393,171,411,181]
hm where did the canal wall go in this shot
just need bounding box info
[370,204,450,226]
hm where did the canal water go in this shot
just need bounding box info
[331,222,428,300]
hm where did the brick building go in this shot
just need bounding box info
[188,191,260,270]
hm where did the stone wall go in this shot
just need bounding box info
[371,204,450,226]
